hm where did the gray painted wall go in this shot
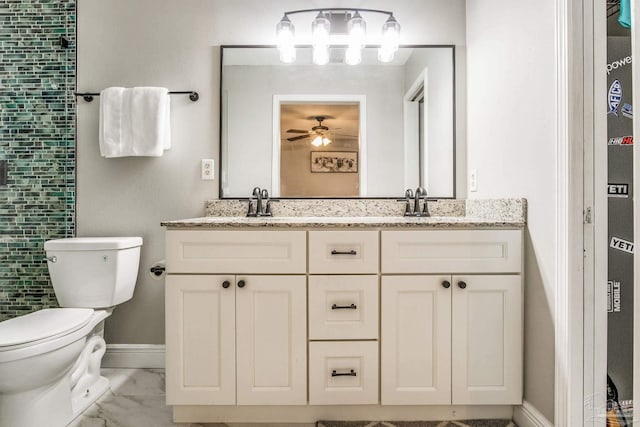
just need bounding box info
[466,0,556,421]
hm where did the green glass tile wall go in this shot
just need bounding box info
[0,1,76,320]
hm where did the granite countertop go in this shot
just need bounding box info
[161,215,524,229]
[161,198,526,229]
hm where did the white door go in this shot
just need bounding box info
[381,275,452,404]
[165,274,236,405]
[451,275,522,404]
[235,275,307,405]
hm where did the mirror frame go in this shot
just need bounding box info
[219,44,457,200]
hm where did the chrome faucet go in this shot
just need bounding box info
[400,186,430,217]
[414,186,426,215]
[253,186,263,215]
[247,187,273,217]
[403,189,414,215]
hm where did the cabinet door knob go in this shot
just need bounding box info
[237,280,246,288]
[222,280,230,289]
[458,281,467,289]
[442,280,451,289]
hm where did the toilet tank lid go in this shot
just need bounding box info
[44,237,143,251]
[0,308,94,347]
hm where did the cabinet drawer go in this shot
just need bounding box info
[309,341,379,405]
[381,230,522,273]
[166,230,306,274]
[309,275,378,340]
[309,230,379,274]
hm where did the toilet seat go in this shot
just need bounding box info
[0,308,94,352]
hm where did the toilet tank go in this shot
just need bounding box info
[44,237,143,308]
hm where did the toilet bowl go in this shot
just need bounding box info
[0,237,142,427]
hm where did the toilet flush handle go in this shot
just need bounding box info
[44,256,57,263]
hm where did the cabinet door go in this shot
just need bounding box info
[451,275,522,404]
[381,275,452,405]
[236,275,307,405]
[165,275,236,405]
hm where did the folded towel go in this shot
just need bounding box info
[99,87,171,157]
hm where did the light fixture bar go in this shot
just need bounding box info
[276,8,400,65]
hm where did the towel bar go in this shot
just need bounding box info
[74,91,199,103]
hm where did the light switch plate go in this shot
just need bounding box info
[469,169,478,192]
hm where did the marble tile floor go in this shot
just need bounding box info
[69,369,516,427]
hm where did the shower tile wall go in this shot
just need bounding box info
[0,0,76,320]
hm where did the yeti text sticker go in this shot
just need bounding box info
[608,183,629,198]
[610,237,634,254]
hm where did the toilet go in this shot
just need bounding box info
[0,236,143,427]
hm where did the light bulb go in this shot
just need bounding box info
[312,45,329,65]
[348,11,366,49]
[279,46,296,63]
[378,46,395,63]
[276,15,296,63]
[381,15,400,56]
[345,46,362,65]
[311,12,330,46]
[311,135,323,147]
[322,137,331,146]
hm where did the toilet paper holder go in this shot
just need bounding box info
[150,265,165,276]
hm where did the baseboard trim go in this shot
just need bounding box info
[513,400,553,427]
[102,344,165,369]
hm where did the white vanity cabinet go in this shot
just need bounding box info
[165,230,307,406]
[164,224,524,422]
[380,230,523,406]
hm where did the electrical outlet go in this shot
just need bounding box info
[469,169,478,192]
[201,159,215,180]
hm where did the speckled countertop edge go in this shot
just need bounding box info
[162,198,526,228]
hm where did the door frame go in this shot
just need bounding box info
[556,0,608,426]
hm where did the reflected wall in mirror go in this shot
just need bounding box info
[276,98,364,197]
[220,45,455,198]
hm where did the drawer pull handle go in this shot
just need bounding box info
[331,249,357,256]
[332,369,357,377]
[442,280,451,289]
[458,281,467,289]
[237,280,246,288]
[222,280,231,289]
[331,303,357,310]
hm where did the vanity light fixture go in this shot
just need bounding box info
[275,8,401,65]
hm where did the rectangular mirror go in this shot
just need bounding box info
[220,45,455,198]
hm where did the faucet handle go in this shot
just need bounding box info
[261,188,269,200]
[246,197,255,216]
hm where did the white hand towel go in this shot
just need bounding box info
[99,87,171,158]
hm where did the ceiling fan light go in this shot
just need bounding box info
[322,137,332,146]
[311,135,324,147]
